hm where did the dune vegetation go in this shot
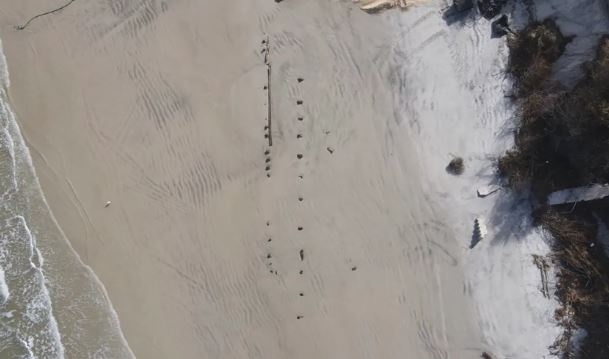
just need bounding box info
[499,19,609,358]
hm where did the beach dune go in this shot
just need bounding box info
[0,0,481,357]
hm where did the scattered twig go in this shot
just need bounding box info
[16,0,77,30]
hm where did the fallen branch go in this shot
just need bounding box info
[533,254,550,298]
[16,0,76,30]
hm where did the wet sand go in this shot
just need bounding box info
[0,0,482,357]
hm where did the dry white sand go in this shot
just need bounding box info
[0,0,493,357]
[386,1,609,358]
[387,3,563,356]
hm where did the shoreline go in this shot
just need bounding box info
[0,36,134,357]
[0,0,482,357]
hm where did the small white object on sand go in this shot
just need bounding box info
[105,201,112,208]
[477,185,501,198]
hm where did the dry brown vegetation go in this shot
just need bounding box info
[499,20,609,359]
[506,20,569,95]
[539,209,609,358]
[447,156,465,175]
[500,24,609,199]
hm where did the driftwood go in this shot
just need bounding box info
[16,0,77,30]
[354,0,423,12]
[533,254,550,299]
[547,184,609,206]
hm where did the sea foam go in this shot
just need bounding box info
[0,38,65,359]
[0,267,8,305]
[0,35,135,359]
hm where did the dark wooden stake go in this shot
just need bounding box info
[264,36,273,147]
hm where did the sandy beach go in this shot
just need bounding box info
[3,0,595,357]
[0,0,486,357]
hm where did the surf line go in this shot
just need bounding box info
[264,36,273,147]
[16,0,77,30]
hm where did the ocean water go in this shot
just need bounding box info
[0,40,134,358]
